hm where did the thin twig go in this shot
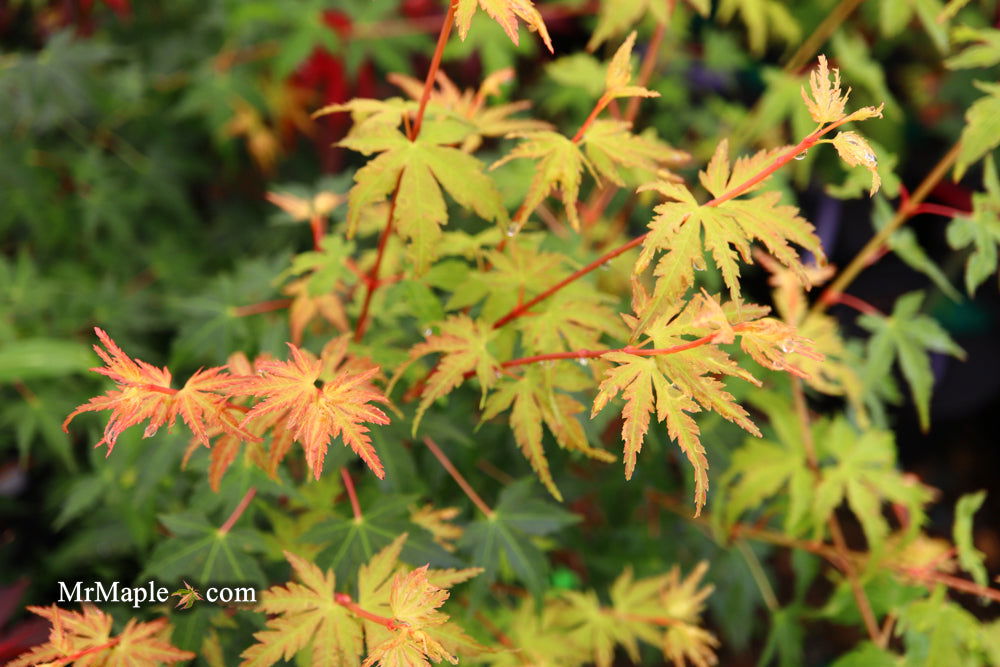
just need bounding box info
[219,487,257,535]
[792,378,882,646]
[341,468,363,521]
[494,119,855,330]
[813,142,962,316]
[422,437,494,518]
[334,593,404,630]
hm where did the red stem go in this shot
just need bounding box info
[219,487,256,535]
[422,437,494,518]
[409,1,456,141]
[334,593,404,630]
[340,468,363,521]
[309,214,325,251]
[48,639,122,666]
[354,4,455,342]
[232,299,292,317]
[911,202,970,219]
[571,94,612,143]
[354,177,402,342]
[476,327,748,376]
[492,122,847,330]
[822,292,884,317]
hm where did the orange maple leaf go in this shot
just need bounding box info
[230,341,390,479]
[9,605,193,667]
[63,328,255,453]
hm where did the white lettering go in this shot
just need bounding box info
[57,581,81,602]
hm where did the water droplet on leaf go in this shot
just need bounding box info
[794,151,808,161]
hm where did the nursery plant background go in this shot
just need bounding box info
[5,0,1000,664]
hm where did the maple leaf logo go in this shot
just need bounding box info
[171,581,203,610]
[230,338,391,479]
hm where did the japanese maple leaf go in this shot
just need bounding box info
[338,120,508,272]
[240,551,363,667]
[171,581,203,610]
[231,342,390,479]
[63,328,256,452]
[455,0,553,53]
[633,140,825,335]
[10,605,192,667]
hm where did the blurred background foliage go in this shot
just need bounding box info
[4,0,1000,664]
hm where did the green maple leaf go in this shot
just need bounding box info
[858,291,965,432]
[587,0,677,51]
[955,81,1000,180]
[592,295,767,516]
[897,588,984,666]
[302,494,461,585]
[460,479,578,600]
[339,119,508,271]
[947,156,1000,294]
[812,418,934,548]
[634,140,824,335]
[142,511,266,587]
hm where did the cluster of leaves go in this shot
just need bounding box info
[8,0,1000,665]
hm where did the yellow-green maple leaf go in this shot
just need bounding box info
[582,120,688,188]
[482,366,614,501]
[633,139,825,335]
[455,0,553,53]
[339,120,508,271]
[358,535,483,666]
[492,130,592,232]
[240,551,363,667]
[400,315,501,432]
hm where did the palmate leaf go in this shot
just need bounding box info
[482,365,614,501]
[229,340,390,480]
[358,535,483,667]
[560,563,718,667]
[400,315,501,432]
[10,605,193,667]
[633,140,825,335]
[592,293,821,515]
[812,418,934,548]
[582,120,688,188]
[142,510,267,586]
[954,81,1000,180]
[492,130,592,232]
[388,69,550,152]
[240,551,364,667]
[337,120,508,272]
[947,157,1000,294]
[303,494,462,585]
[63,327,257,452]
[858,291,965,432]
[242,536,480,667]
[460,479,578,600]
[455,0,553,53]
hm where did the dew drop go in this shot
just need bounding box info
[865,152,878,166]
[794,151,808,161]
[423,328,433,337]
[692,259,705,271]
[576,357,589,367]
[599,261,611,271]
[779,340,792,354]
[505,225,518,238]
